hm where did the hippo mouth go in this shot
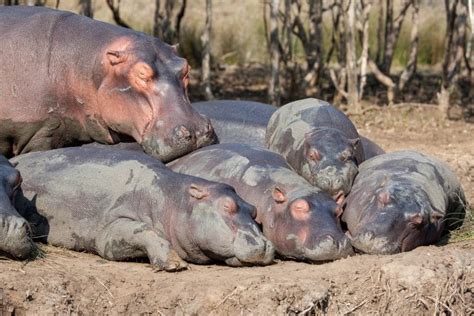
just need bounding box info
[283,234,353,262]
[349,231,401,255]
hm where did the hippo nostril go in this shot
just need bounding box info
[175,125,192,140]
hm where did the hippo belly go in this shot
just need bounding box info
[342,150,466,254]
[193,100,276,147]
[0,156,35,259]
[12,147,274,269]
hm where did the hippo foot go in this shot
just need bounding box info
[0,214,35,259]
[152,251,188,272]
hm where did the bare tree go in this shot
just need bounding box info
[292,0,324,94]
[356,0,373,102]
[344,0,359,111]
[153,0,187,44]
[438,0,468,117]
[201,0,213,100]
[398,0,419,91]
[268,0,281,106]
[380,0,412,73]
[106,0,131,29]
[79,0,93,18]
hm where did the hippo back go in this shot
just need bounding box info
[193,100,276,147]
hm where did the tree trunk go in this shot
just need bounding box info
[344,0,360,111]
[439,0,468,118]
[358,0,373,102]
[201,0,214,100]
[381,0,412,73]
[153,0,187,44]
[79,0,93,18]
[302,0,323,93]
[268,0,281,106]
[376,0,385,65]
[398,0,419,91]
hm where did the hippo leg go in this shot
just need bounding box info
[0,214,35,259]
[95,219,187,272]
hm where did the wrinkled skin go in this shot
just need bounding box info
[343,151,467,254]
[12,148,274,270]
[0,7,216,162]
[0,156,35,259]
[266,98,364,197]
[169,143,354,262]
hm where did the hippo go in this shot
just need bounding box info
[266,98,364,197]
[0,156,35,259]
[169,143,353,262]
[342,151,466,254]
[192,100,276,147]
[0,6,216,162]
[194,100,383,159]
[12,148,274,270]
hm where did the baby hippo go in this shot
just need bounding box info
[12,148,274,270]
[0,156,34,259]
[266,98,364,198]
[343,151,467,254]
[169,143,353,262]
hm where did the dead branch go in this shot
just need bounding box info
[106,0,131,29]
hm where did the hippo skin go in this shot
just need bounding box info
[169,143,354,262]
[266,98,364,197]
[12,148,274,270]
[0,156,35,259]
[192,100,276,147]
[193,100,384,159]
[0,7,216,162]
[342,151,466,254]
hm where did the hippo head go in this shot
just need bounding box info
[344,182,444,254]
[97,38,216,162]
[300,128,360,197]
[0,158,34,259]
[171,180,274,266]
[259,187,353,262]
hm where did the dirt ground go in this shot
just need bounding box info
[0,71,473,315]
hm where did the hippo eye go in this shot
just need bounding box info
[307,148,321,162]
[339,150,353,162]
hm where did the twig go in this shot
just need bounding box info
[215,286,242,308]
[94,277,115,299]
[343,299,368,315]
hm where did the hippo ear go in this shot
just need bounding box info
[272,187,287,204]
[350,138,360,149]
[430,211,444,224]
[106,50,128,66]
[131,62,154,90]
[188,184,209,200]
[290,199,310,220]
[171,43,180,54]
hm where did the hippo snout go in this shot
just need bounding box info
[350,231,398,255]
[232,229,275,266]
[303,233,354,262]
[313,165,358,196]
[196,119,218,147]
[0,214,35,259]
